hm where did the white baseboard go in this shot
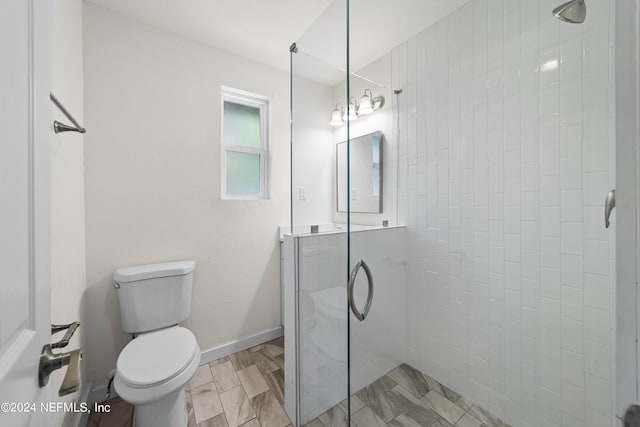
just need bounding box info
[77,326,284,425]
[199,326,283,365]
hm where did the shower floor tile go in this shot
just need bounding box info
[304,364,511,427]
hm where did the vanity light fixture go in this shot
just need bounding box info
[329,90,386,126]
[343,97,359,121]
[329,104,344,126]
[358,89,385,115]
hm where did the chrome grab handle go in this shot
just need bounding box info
[605,189,616,228]
[348,259,374,321]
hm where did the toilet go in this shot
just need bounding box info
[112,260,201,427]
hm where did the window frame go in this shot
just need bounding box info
[220,86,270,200]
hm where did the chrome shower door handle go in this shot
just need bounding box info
[605,189,616,228]
[348,259,374,322]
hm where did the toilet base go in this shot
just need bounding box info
[133,388,187,427]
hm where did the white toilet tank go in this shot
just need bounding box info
[113,260,196,333]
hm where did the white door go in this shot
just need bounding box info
[0,0,52,426]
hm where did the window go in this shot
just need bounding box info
[221,86,269,199]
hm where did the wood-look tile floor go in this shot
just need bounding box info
[187,336,289,427]
[304,363,511,427]
[86,337,288,427]
[87,338,510,427]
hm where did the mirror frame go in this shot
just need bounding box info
[336,130,383,213]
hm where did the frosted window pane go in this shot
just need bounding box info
[226,151,260,195]
[223,101,260,147]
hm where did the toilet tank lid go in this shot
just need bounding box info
[113,260,195,283]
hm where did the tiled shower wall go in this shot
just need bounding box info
[392,0,616,426]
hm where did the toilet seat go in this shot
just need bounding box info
[114,326,201,406]
[117,326,198,388]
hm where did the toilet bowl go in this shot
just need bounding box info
[114,326,200,427]
[112,261,199,427]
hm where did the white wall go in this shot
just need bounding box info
[51,0,86,425]
[291,73,334,226]
[82,4,289,382]
[394,0,616,426]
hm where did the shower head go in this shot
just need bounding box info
[553,0,586,24]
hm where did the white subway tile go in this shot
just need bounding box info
[540,357,562,395]
[585,374,611,417]
[583,171,609,206]
[522,162,540,191]
[559,126,582,159]
[541,144,560,176]
[522,249,540,280]
[560,158,583,190]
[541,237,561,268]
[560,190,583,222]
[561,317,583,354]
[584,341,611,380]
[584,307,610,346]
[583,138,609,172]
[583,239,609,276]
[562,349,585,387]
[582,103,608,139]
[540,175,561,207]
[521,192,540,221]
[541,207,561,238]
[561,222,583,255]
[541,267,562,300]
[505,207,522,234]
[561,381,585,421]
[561,254,584,287]
[583,273,609,311]
[541,297,561,330]
[394,2,614,426]
[522,220,540,249]
[584,408,612,427]
[562,285,583,321]
[541,327,561,363]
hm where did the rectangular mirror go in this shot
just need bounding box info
[336,131,382,213]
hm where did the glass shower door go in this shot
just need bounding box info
[344,6,410,425]
[289,1,407,425]
[288,1,351,425]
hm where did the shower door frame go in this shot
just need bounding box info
[615,0,640,422]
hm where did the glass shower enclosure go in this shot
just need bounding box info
[286,0,618,426]
[286,1,408,424]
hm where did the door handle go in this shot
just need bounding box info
[348,259,374,321]
[605,189,616,228]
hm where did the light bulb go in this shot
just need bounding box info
[358,89,374,115]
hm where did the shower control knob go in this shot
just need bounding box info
[625,404,640,427]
